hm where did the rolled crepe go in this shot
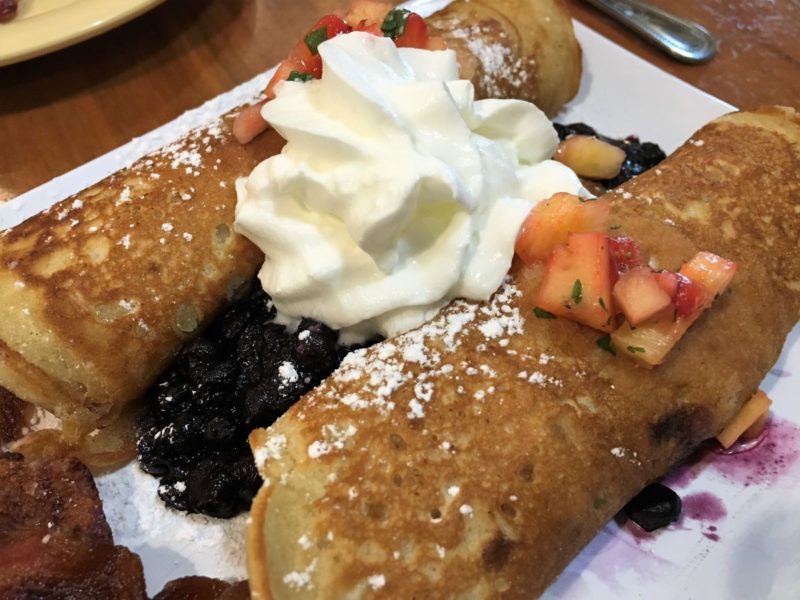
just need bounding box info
[0,0,581,468]
[0,117,274,467]
[228,0,581,144]
[247,107,800,598]
[428,0,582,116]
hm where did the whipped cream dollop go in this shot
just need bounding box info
[235,32,584,340]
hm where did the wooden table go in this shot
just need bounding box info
[1,0,798,202]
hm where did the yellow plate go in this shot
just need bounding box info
[0,0,165,67]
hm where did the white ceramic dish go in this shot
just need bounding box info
[0,0,165,67]
[2,8,798,599]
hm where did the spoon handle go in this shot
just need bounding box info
[583,0,717,64]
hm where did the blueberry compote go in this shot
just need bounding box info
[136,282,367,518]
[554,122,667,189]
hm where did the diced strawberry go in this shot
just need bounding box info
[674,273,710,319]
[535,232,615,332]
[317,14,352,38]
[288,38,322,78]
[264,14,352,99]
[395,13,429,48]
[612,251,737,367]
[607,236,645,281]
[292,15,352,77]
[680,251,738,298]
[612,266,673,326]
[653,270,679,300]
[515,192,610,264]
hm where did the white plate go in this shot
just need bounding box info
[2,9,799,600]
[0,0,165,67]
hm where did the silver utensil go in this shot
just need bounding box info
[582,0,718,64]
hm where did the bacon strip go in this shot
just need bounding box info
[0,454,148,599]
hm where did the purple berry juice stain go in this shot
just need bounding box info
[681,491,727,522]
[624,417,800,548]
[710,417,800,487]
[663,417,800,489]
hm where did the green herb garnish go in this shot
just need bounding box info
[597,334,616,355]
[533,307,556,320]
[287,70,314,82]
[598,297,608,312]
[304,26,328,55]
[627,345,646,354]
[571,279,583,305]
[609,224,623,230]
[381,8,411,39]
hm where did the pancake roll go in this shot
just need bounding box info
[429,0,582,116]
[0,118,276,468]
[246,107,800,598]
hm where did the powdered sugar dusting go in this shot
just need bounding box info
[449,24,530,97]
[367,574,386,590]
[254,433,287,469]
[302,279,524,426]
[283,559,317,590]
[278,361,299,385]
[308,424,358,459]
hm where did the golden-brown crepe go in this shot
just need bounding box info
[246,106,800,599]
[429,0,582,116]
[0,120,276,468]
[0,0,581,469]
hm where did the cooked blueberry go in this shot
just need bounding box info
[554,122,597,140]
[215,292,262,341]
[232,456,263,502]
[187,461,241,518]
[624,482,682,532]
[140,459,171,478]
[170,412,205,447]
[193,387,237,417]
[177,338,219,376]
[157,477,191,512]
[294,319,339,373]
[240,383,281,428]
[135,278,398,517]
[203,416,237,444]
[201,360,237,386]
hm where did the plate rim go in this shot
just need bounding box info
[0,0,166,67]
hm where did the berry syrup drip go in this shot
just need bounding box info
[554,122,667,189]
[136,282,371,518]
[623,483,682,532]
